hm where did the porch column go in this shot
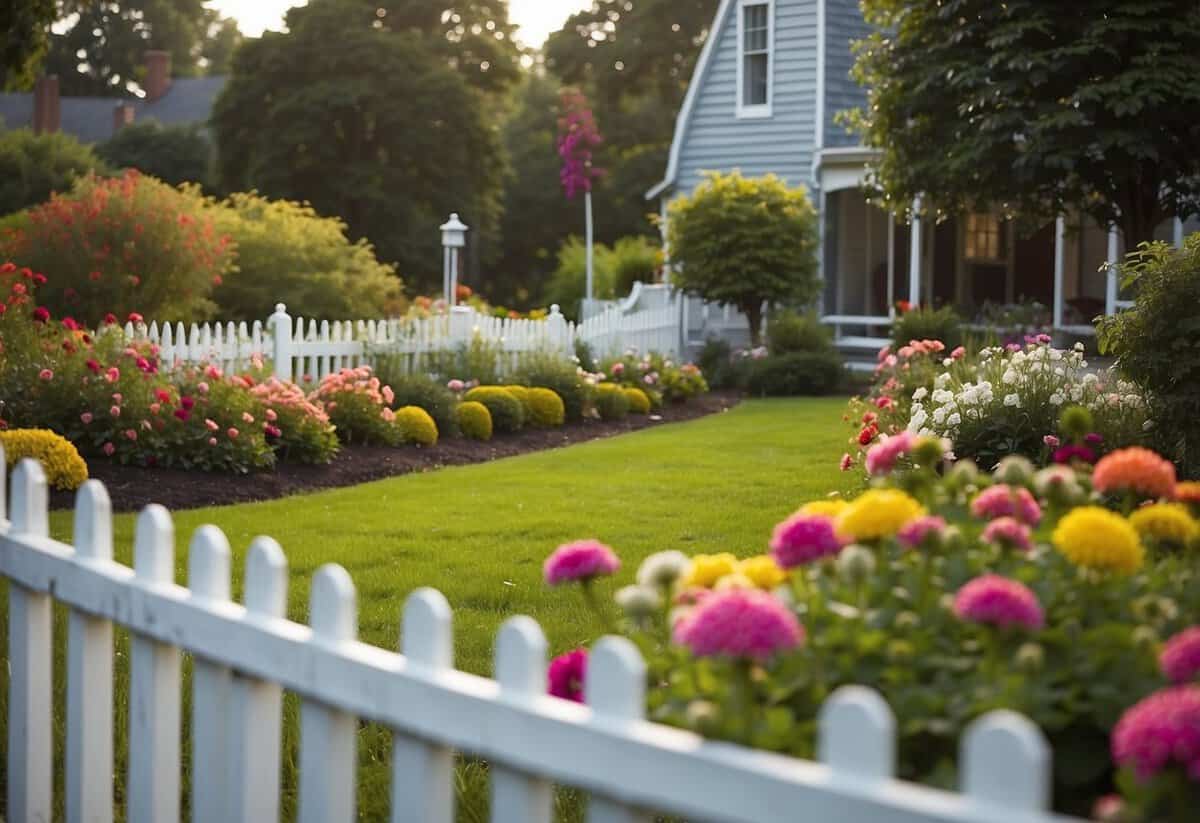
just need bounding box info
[1174,217,1185,248]
[1104,226,1119,316]
[908,195,923,306]
[660,197,672,285]
[887,215,896,318]
[1052,216,1065,329]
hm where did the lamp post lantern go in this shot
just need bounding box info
[440,213,469,307]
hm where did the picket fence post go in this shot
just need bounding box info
[962,710,1051,811]
[585,637,653,823]
[189,526,233,823]
[492,617,554,823]
[269,303,293,381]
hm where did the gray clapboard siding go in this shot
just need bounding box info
[824,0,871,148]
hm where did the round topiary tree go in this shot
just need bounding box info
[666,171,820,345]
[463,386,524,433]
[455,401,493,441]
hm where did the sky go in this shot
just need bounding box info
[206,1,592,47]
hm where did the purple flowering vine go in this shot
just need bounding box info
[557,89,604,199]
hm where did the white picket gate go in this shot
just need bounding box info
[0,453,1078,823]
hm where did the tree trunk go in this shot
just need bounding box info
[742,301,763,347]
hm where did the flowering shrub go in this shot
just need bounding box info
[544,440,1200,817]
[599,350,709,405]
[0,429,88,490]
[247,376,339,464]
[313,366,401,446]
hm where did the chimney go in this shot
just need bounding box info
[32,75,61,135]
[113,102,136,134]
[144,50,172,102]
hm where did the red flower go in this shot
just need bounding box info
[103,313,117,325]
[874,396,895,410]
[0,303,6,316]
[127,312,144,324]
[31,306,50,323]
[61,317,80,331]
[154,389,171,404]
[173,408,191,422]
[85,359,101,373]
[32,273,46,285]
[0,262,15,273]
[88,270,102,282]
[180,395,195,411]
[858,424,879,446]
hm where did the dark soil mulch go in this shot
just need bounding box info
[50,392,741,513]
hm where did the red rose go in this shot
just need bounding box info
[103,313,117,325]
[31,306,50,323]
[32,273,46,285]
[857,425,879,446]
[61,317,80,331]
[85,359,101,373]
[127,312,144,324]
[180,396,195,411]
[173,408,191,422]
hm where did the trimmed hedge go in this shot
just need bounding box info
[746,351,844,397]
[395,406,438,447]
[455,401,493,441]
[623,387,652,415]
[463,387,524,433]
[594,383,630,421]
[527,388,565,427]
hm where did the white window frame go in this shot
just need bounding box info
[736,0,774,119]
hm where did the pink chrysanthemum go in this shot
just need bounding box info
[673,589,803,661]
[1111,685,1200,781]
[953,574,1044,631]
[970,485,1042,526]
[547,648,588,702]
[896,515,947,550]
[1162,627,1200,684]
[981,516,1034,552]
[769,514,845,568]
[543,540,620,585]
[865,431,916,476]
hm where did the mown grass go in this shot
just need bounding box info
[1,397,853,821]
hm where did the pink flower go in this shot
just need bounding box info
[611,362,625,376]
[950,346,966,360]
[102,442,115,456]
[769,514,844,567]
[1054,444,1096,465]
[80,412,93,425]
[897,515,947,550]
[865,431,915,476]
[241,412,254,424]
[547,648,588,702]
[208,437,218,446]
[265,408,278,422]
[149,403,161,414]
[124,429,137,441]
[447,379,465,393]
[227,427,239,439]
[1162,627,1200,684]
[981,517,1033,552]
[1043,434,1061,448]
[673,589,803,661]
[1092,796,1123,823]
[543,540,620,585]
[953,575,1044,631]
[970,485,1042,526]
[197,381,210,394]
[1111,685,1200,781]
[204,365,222,380]
[104,367,120,383]
[38,368,53,381]
[111,392,122,403]
[839,453,853,472]
[109,405,121,418]
[205,418,219,431]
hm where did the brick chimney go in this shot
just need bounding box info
[144,50,172,102]
[32,75,61,134]
[113,102,136,134]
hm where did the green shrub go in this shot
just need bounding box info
[395,406,438,447]
[514,351,589,422]
[623,387,651,415]
[768,311,833,355]
[747,351,845,397]
[594,383,630,420]
[697,337,751,391]
[0,128,106,217]
[1099,234,1200,475]
[660,362,709,403]
[455,401,493,440]
[95,120,212,187]
[504,385,534,418]
[0,171,232,324]
[610,236,660,295]
[374,369,458,437]
[543,236,615,320]
[891,305,963,350]
[527,387,565,427]
[429,335,503,386]
[463,386,524,433]
[212,192,403,321]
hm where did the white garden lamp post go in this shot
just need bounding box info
[441,213,468,307]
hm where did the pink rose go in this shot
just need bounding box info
[197,381,210,394]
[102,442,115,456]
[241,412,254,424]
[207,437,218,446]
[227,427,239,439]
[80,412,93,425]
[38,368,53,381]
[109,405,121,418]
[205,418,219,431]
[124,429,137,441]
[104,367,120,383]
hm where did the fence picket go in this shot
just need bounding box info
[228,537,288,823]
[298,565,359,823]
[819,686,896,780]
[7,460,53,823]
[66,481,115,823]
[390,589,456,823]
[962,711,1051,812]
[491,616,554,823]
[127,504,182,823]
[585,638,653,823]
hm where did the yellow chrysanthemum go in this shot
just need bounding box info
[835,489,925,541]
[1052,506,1145,574]
[738,555,788,590]
[680,553,739,588]
[1129,503,1199,546]
[798,499,848,518]
[0,429,89,491]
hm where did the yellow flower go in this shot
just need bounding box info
[1053,506,1144,574]
[738,555,787,590]
[1129,503,1199,546]
[835,489,925,541]
[714,573,758,591]
[680,553,739,588]
[798,499,848,518]
[0,429,88,491]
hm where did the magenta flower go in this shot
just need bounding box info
[547,648,588,703]
[673,589,803,661]
[1043,434,1061,448]
[896,515,947,550]
[865,431,915,476]
[981,516,1034,552]
[1054,444,1096,465]
[1111,685,1200,781]
[543,540,620,585]
[769,514,845,568]
[970,485,1042,526]
[1162,627,1200,684]
[953,574,1044,631]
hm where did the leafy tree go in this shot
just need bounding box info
[667,172,819,344]
[0,0,55,90]
[212,0,505,294]
[0,128,106,216]
[95,120,211,187]
[199,13,243,76]
[848,0,1200,247]
[543,237,616,320]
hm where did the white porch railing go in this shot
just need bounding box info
[2,454,1080,823]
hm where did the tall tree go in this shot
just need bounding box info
[0,0,56,90]
[848,0,1200,247]
[212,0,505,294]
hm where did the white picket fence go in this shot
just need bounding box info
[0,454,1079,823]
[125,300,685,383]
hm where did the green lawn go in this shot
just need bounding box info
[5,397,853,820]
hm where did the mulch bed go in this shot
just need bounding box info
[50,392,741,513]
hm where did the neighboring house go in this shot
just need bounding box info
[648,0,1199,351]
[0,51,226,145]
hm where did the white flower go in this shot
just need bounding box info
[636,550,691,587]
[1083,373,1099,385]
[932,389,954,405]
[1003,393,1021,408]
[1049,392,1065,406]
[908,409,928,431]
[935,372,952,389]
[912,387,928,401]
[932,407,947,425]
[615,585,663,618]
[943,358,953,367]
[947,412,962,427]
[1074,342,1085,352]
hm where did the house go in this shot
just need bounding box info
[648,0,1199,351]
[0,51,226,144]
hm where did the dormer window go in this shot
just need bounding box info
[737,0,773,118]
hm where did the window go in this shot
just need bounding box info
[964,213,1004,262]
[737,0,772,117]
